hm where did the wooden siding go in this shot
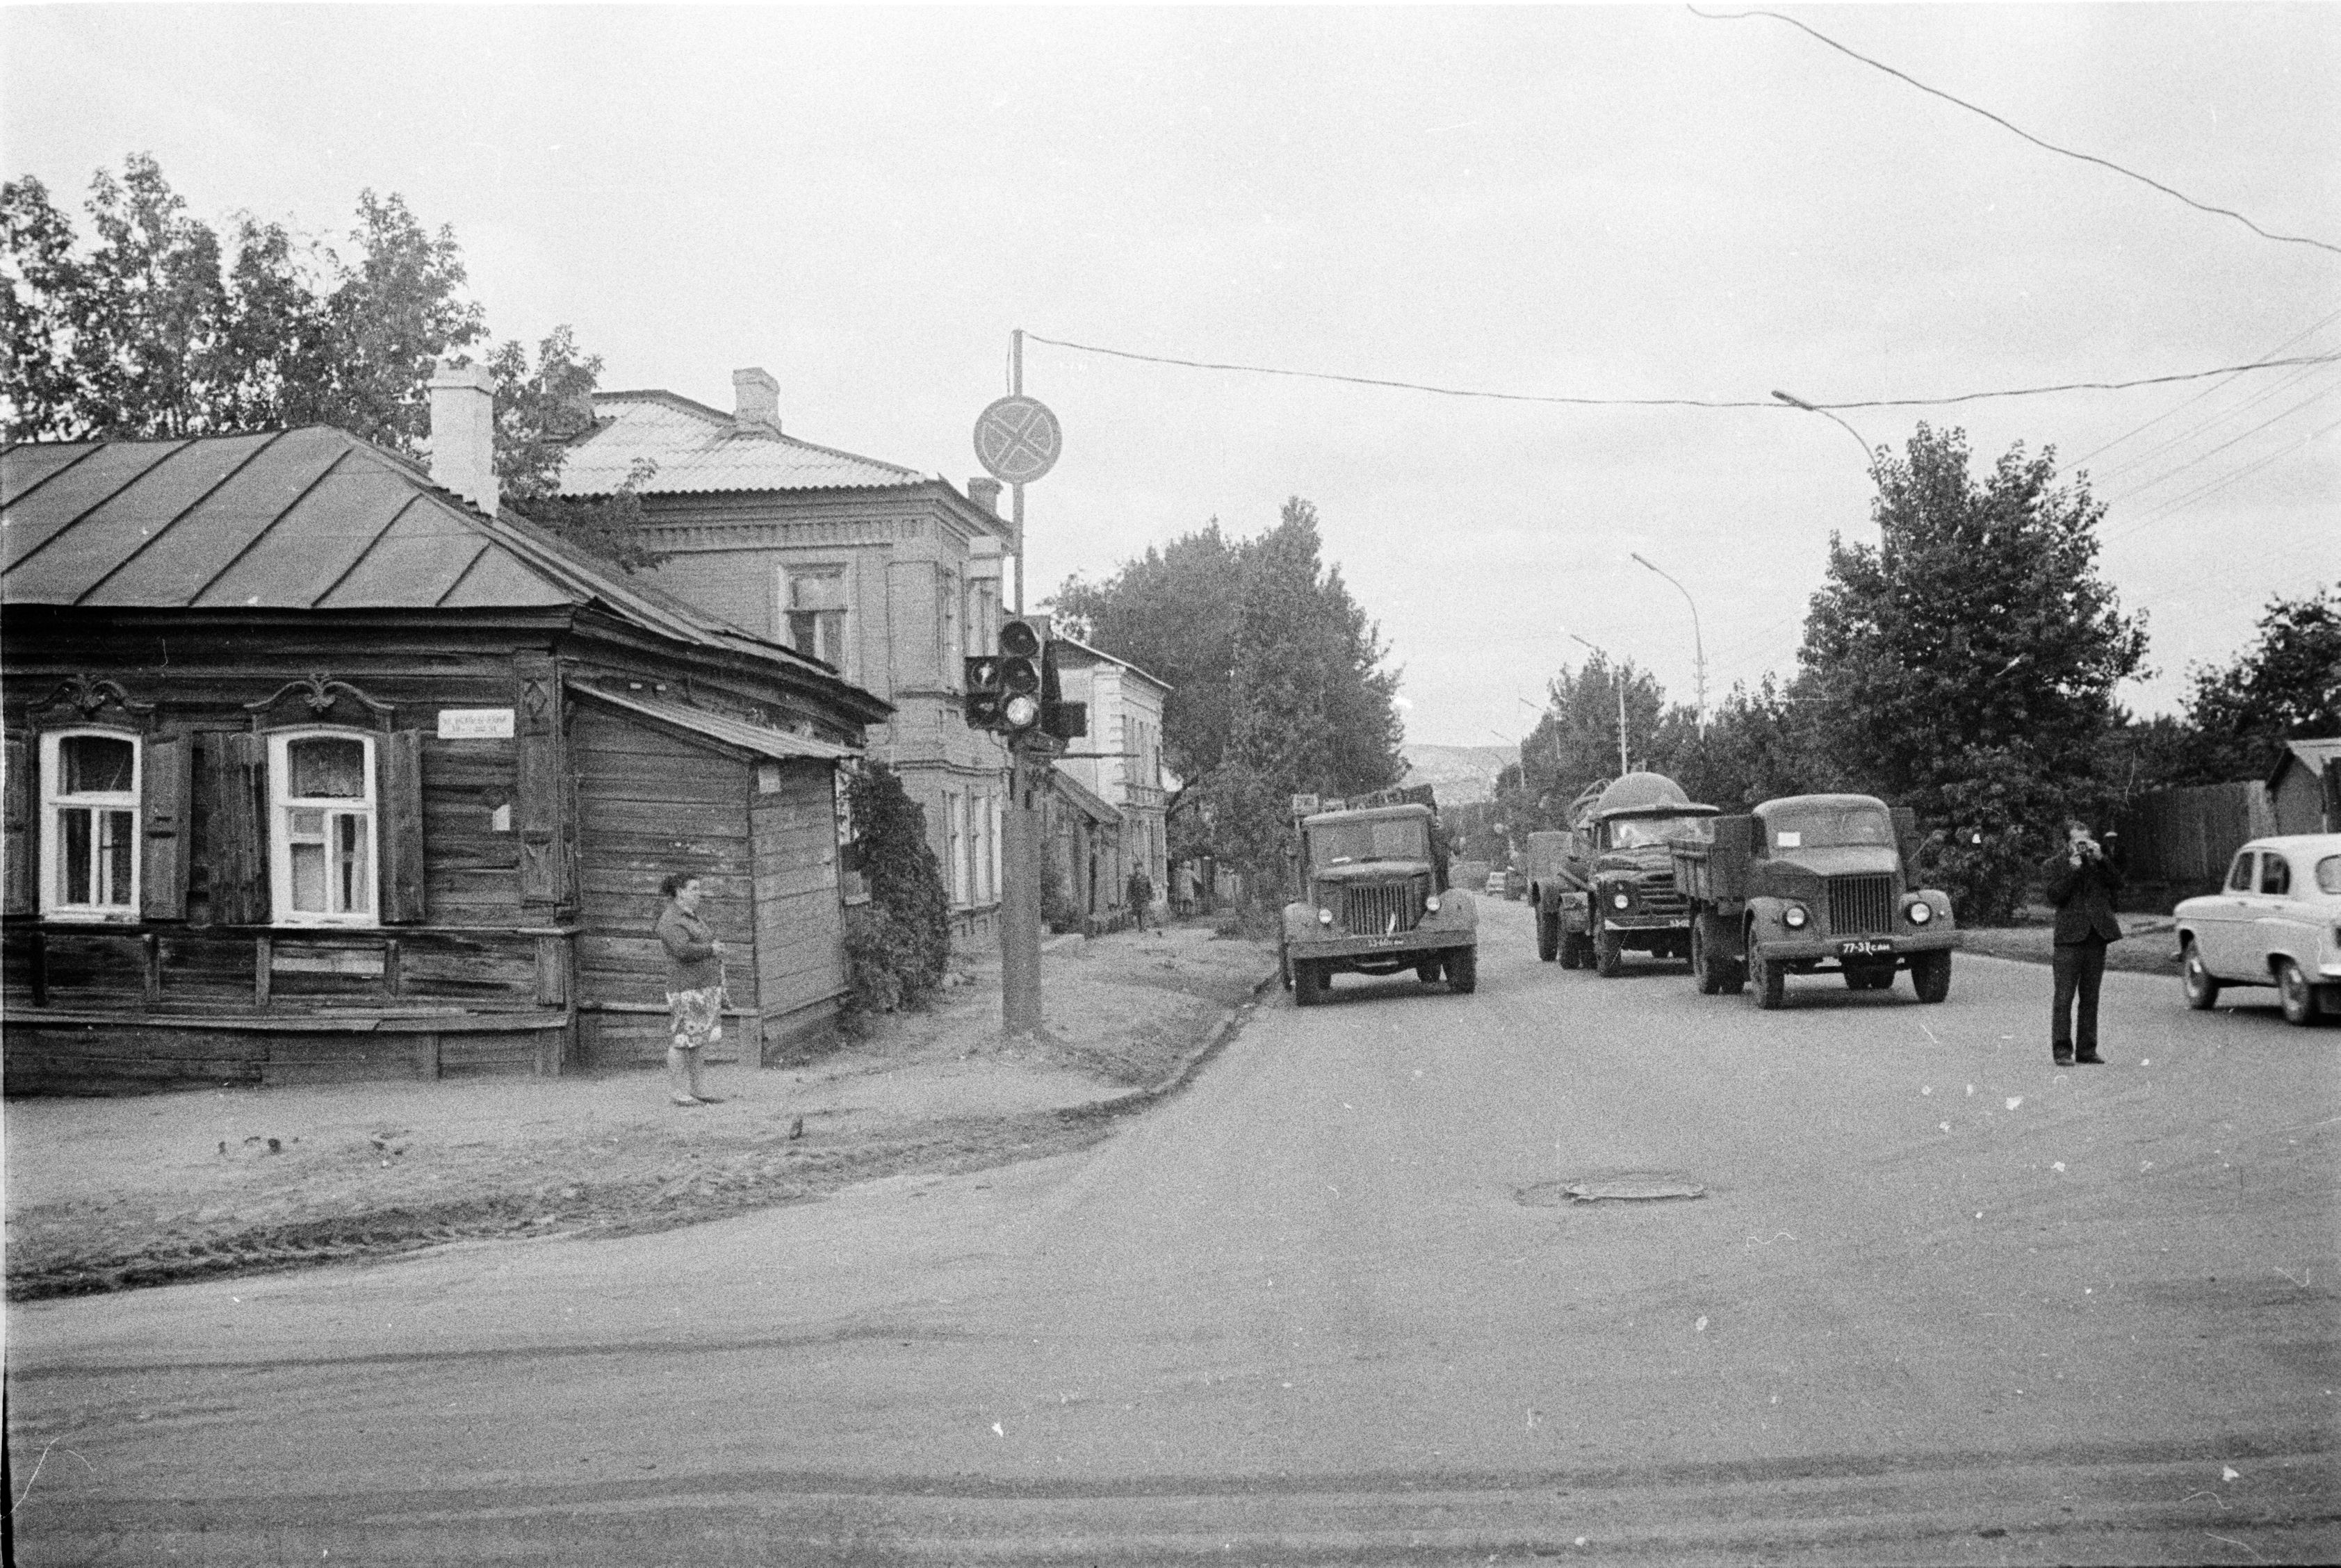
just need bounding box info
[571,705,756,1066]
[750,760,847,1045]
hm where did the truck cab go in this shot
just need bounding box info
[1280,801,1479,1005]
[1532,773,1715,974]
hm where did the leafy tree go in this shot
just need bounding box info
[839,764,950,1019]
[1493,652,1667,837]
[1799,423,2146,921]
[1650,675,1823,812]
[0,174,82,439]
[2178,582,2341,779]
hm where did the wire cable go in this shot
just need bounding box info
[2058,307,2341,475]
[1025,332,2341,411]
[1688,6,2341,260]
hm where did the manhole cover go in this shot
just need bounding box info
[1517,1175,1706,1207]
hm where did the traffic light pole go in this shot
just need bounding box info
[999,741,1045,1037]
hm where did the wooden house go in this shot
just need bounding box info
[2269,739,2341,835]
[2,367,888,1093]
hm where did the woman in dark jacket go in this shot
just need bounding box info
[654,872,726,1105]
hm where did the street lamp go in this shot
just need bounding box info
[1567,632,1630,778]
[1771,389,1876,468]
[1629,551,1707,728]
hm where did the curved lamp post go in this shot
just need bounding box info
[1629,551,1707,729]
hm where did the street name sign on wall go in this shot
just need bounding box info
[973,395,1062,486]
[437,708,515,740]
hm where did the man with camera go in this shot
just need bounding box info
[2043,817,2124,1066]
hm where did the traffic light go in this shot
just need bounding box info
[963,655,1006,729]
[995,614,1048,733]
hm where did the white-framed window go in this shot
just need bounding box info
[779,565,852,671]
[38,728,140,920]
[268,729,378,925]
[945,789,969,909]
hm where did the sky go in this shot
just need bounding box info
[4,3,2335,753]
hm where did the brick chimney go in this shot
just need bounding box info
[427,359,498,514]
[967,477,1002,516]
[732,367,781,435]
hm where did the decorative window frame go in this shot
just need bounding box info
[37,726,142,922]
[265,727,381,927]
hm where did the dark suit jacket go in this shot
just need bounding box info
[2043,851,2123,945]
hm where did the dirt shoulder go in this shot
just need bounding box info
[3,922,1275,1302]
[1957,911,2178,976]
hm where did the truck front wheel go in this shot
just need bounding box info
[1446,947,1478,994]
[1594,928,1624,978]
[1537,910,1560,962]
[1752,948,1786,1009]
[1909,949,1951,1004]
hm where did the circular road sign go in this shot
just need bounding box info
[973,395,1062,485]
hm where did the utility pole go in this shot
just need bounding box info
[1011,329,1025,614]
[1568,632,1630,776]
[1630,552,1706,728]
[999,742,1044,1036]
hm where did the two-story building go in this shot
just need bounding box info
[1043,638,1172,928]
[553,369,1013,944]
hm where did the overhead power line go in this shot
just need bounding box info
[2057,307,2341,476]
[1688,6,2341,260]
[1026,332,2341,411]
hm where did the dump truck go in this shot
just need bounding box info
[1531,773,1717,974]
[1670,792,1955,1008]
[1279,791,1478,1004]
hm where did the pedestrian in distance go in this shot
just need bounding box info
[2044,817,2123,1066]
[655,871,728,1106]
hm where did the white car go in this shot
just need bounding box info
[2173,834,2341,1025]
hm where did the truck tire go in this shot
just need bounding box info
[1692,917,1723,995]
[1910,949,1951,1004]
[1446,947,1478,994]
[1537,911,1560,962]
[1594,927,1624,978]
[1752,948,1786,1010]
[1293,961,1326,1006]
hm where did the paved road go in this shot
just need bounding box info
[10,899,2338,1565]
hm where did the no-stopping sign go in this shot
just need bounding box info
[972,395,1062,485]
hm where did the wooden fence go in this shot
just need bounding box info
[2112,781,2275,910]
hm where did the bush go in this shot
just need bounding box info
[840,765,950,1018]
[1212,899,1281,941]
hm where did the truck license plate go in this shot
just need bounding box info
[1838,939,1894,958]
[1364,936,1405,949]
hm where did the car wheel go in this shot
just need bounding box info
[1594,928,1624,978]
[2276,958,2319,1026]
[1537,912,1560,963]
[1446,947,1478,994]
[1752,949,1786,1010]
[1910,949,1951,1004]
[1293,961,1323,1007]
[2181,939,2221,1011]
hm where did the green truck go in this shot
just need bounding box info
[1279,793,1479,1005]
[1670,792,1955,1007]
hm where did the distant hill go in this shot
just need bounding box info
[1399,743,1516,806]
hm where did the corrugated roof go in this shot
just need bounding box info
[0,427,882,714]
[555,391,931,497]
[1054,635,1172,694]
[572,685,858,761]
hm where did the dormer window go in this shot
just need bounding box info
[39,730,140,920]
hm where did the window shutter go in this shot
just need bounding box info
[206,732,269,925]
[3,733,31,916]
[379,728,427,924]
[141,735,195,920]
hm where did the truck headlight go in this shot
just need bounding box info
[1906,900,1932,925]
[1783,904,1809,930]
[1424,895,1442,913]
[1317,908,1335,926]
[1610,891,1631,910]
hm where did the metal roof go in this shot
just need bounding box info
[554,391,932,497]
[1050,765,1124,826]
[0,427,881,709]
[571,685,859,761]
[1052,635,1173,694]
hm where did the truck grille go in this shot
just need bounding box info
[1827,874,1895,936]
[1636,878,1689,918]
[1341,881,1423,936]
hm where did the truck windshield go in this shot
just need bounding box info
[1608,815,1713,850]
[1765,807,1894,849]
[1312,819,1430,865]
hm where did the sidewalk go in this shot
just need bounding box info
[3,922,1277,1301]
[1957,911,2178,976]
